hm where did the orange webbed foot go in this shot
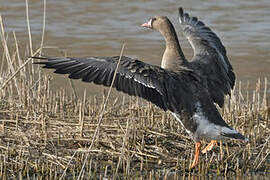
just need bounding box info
[190,141,201,169]
[201,140,218,154]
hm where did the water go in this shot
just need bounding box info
[1,0,270,95]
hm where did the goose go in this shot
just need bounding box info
[33,7,248,169]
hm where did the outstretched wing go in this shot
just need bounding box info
[33,56,196,113]
[178,7,235,107]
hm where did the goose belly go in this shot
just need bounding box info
[192,102,239,141]
[171,102,239,141]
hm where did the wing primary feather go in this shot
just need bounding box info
[178,8,235,107]
[33,56,197,113]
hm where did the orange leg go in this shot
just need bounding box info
[190,142,201,169]
[201,140,218,154]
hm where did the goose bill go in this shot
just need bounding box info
[141,19,152,28]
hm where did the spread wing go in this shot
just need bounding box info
[33,56,197,113]
[178,7,235,107]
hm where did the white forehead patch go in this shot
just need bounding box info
[147,19,152,27]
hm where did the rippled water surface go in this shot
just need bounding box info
[1,0,270,95]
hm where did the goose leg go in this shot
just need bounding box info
[190,141,201,169]
[201,140,218,154]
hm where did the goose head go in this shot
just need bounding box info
[141,16,171,32]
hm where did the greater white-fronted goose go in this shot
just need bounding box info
[33,7,248,169]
